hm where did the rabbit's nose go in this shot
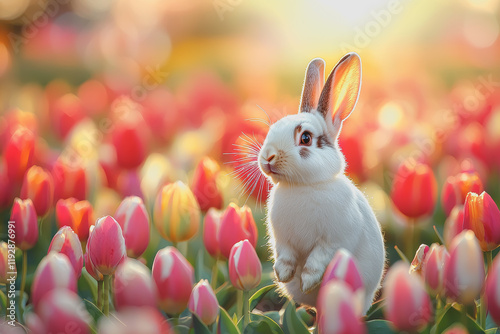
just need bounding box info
[266,154,276,163]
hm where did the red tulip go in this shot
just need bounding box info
[56,198,94,242]
[218,203,258,259]
[486,255,500,325]
[228,240,262,291]
[87,216,126,276]
[203,208,223,258]
[114,259,156,310]
[48,226,84,278]
[391,162,437,219]
[51,93,85,139]
[191,156,223,212]
[20,165,54,217]
[3,127,35,181]
[463,191,500,251]
[442,171,483,216]
[189,279,219,325]
[409,244,429,275]
[31,252,77,309]
[97,307,172,334]
[317,281,366,334]
[321,248,363,292]
[383,262,432,332]
[444,230,485,304]
[111,116,148,169]
[52,158,87,201]
[152,246,194,314]
[29,290,91,334]
[10,198,38,251]
[443,206,465,249]
[422,244,449,296]
[114,196,150,258]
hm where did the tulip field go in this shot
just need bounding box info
[1,1,500,334]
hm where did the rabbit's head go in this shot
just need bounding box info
[259,53,362,185]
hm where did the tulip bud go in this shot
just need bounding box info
[114,196,150,258]
[31,252,77,309]
[229,240,262,291]
[52,158,87,201]
[485,255,500,325]
[390,163,437,219]
[97,308,171,334]
[87,216,126,276]
[35,289,91,334]
[409,244,429,275]
[3,127,35,181]
[442,325,469,334]
[10,198,38,251]
[443,206,465,249]
[463,191,500,251]
[84,226,103,281]
[203,208,223,258]
[48,226,84,278]
[20,165,54,217]
[383,262,432,332]
[422,244,449,296]
[321,248,363,292]
[317,281,366,334]
[114,259,156,310]
[444,230,485,304]
[154,181,200,243]
[219,203,258,259]
[152,246,194,314]
[191,157,223,212]
[189,279,219,325]
[0,242,9,285]
[442,171,483,216]
[56,198,94,242]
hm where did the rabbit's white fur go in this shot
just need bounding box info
[258,53,385,314]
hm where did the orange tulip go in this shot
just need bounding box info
[191,156,223,212]
[56,198,94,242]
[52,158,87,201]
[3,127,35,181]
[21,165,54,217]
[442,171,483,216]
[463,191,500,251]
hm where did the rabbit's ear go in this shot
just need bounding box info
[299,58,325,113]
[317,53,361,131]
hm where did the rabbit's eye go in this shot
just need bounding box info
[300,131,312,146]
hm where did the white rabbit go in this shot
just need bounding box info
[258,53,385,314]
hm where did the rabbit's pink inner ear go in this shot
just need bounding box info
[299,58,325,113]
[318,53,362,123]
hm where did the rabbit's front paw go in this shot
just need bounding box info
[274,259,296,283]
[300,267,322,293]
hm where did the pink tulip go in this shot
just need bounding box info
[48,226,84,278]
[203,208,223,258]
[228,240,262,291]
[485,255,500,325]
[20,165,54,217]
[383,262,432,332]
[10,198,38,251]
[152,246,194,314]
[444,230,485,304]
[84,226,103,281]
[442,325,469,334]
[219,203,258,259]
[32,289,91,334]
[52,158,87,201]
[321,248,363,292]
[189,279,219,325]
[98,307,172,334]
[409,244,430,275]
[87,216,126,276]
[114,196,150,258]
[31,252,77,309]
[442,171,483,216]
[463,191,500,251]
[317,281,366,334]
[422,244,449,297]
[443,206,465,249]
[114,259,156,310]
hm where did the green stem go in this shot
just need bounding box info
[405,220,415,259]
[97,280,103,310]
[480,250,493,328]
[178,241,188,258]
[243,289,250,328]
[462,305,468,327]
[3,285,8,320]
[103,275,110,316]
[486,251,493,272]
[19,250,27,319]
[171,316,179,327]
[211,259,219,289]
[237,290,243,320]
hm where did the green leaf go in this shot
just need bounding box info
[216,283,237,311]
[282,301,309,334]
[296,307,315,328]
[173,325,191,334]
[486,314,499,330]
[366,298,385,320]
[249,313,284,334]
[249,285,275,311]
[195,249,210,282]
[80,268,98,302]
[485,329,500,334]
[83,298,104,324]
[193,314,212,334]
[218,306,241,334]
[366,320,396,334]
[263,311,281,326]
[435,305,485,334]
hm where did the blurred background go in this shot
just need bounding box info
[0,0,499,270]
